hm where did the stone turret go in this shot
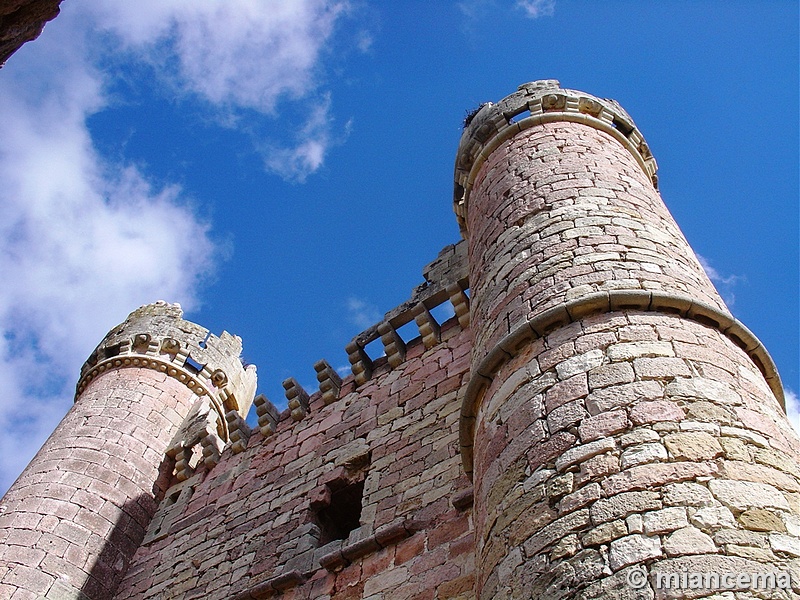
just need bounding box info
[0,301,256,599]
[456,80,798,598]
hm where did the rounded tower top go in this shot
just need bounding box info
[453,79,658,236]
[77,301,257,439]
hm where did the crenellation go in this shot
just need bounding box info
[254,393,280,438]
[283,377,310,422]
[314,360,342,406]
[226,410,251,454]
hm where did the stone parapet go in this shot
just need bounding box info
[78,301,257,438]
[345,241,469,388]
[454,79,658,236]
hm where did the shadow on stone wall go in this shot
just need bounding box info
[79,457,174,599]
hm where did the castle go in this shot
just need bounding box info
[1,80,799,600]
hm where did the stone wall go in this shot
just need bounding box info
[113,316,474,600]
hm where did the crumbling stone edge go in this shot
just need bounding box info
[459,289,785,478]
[77,336,252,443]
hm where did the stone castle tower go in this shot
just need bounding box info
[1,80,798,599]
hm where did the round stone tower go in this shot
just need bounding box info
[456,81,799,598]
[0,301,256,600]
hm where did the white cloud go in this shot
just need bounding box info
[516,0,556,19]
[697,253,741,286]
[261,95,337,181]
[87,0,349,181]
[459,0,555,33]
[356,31,374,53]
[346,297,381,330]
[785,389,800,436]
[0,0,352,492]
[91,0,348,113]
[696,253,743,307]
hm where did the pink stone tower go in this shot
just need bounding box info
[0,302,256,599]
[455,80,799,598]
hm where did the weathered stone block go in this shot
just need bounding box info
[608,534,662,571]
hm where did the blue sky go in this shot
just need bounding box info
[0,0,797,494]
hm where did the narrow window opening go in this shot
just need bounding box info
[611,116,633,136]
[314,480,365,546]
[364,337,385,362]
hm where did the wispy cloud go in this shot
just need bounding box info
[261,94,339,182]
[696,253,743,307]
[0,0,353,492]
[697,253,742,286]
[346,297,381,330]
[516,0,556,19]
[459,0,555,34]
[785,389,800,435]
[457,0,492,21]
[0,11,215,492]
[90,0,351,181]
[91,0,348,113]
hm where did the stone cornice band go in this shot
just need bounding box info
[459,290,785,479]
[76,340,234,441]
[453,82,658,237]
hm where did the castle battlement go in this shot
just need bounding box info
[2,80,798,600]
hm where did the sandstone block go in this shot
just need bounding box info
[608,534,662,571]
[591,491,661,524]
[633,357,690,380]
[556,349,604,380]
[620,428,660,447]
[581,519,627,546]
[643,508,688,535]
[719,426,769,448]
[577,454,620,484]
[629,401,684,426]
[558,482,601,516]
[707,480,790,512]
[626,513,643,534]
[689,505,736,530]
[663,431,723,461]
[684,401,734,425]
[620,443,667,469]
[586,381,663,414]
[523,509,591,556]
[578,410,629,443]
[607,341,674,362]
[738,508,786,532]
[555,438,616,472]
[665,377,740,404]
[602,462,718,495]
[769,533,800,557]
[663,526,717,556]
[587,363,635,390]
